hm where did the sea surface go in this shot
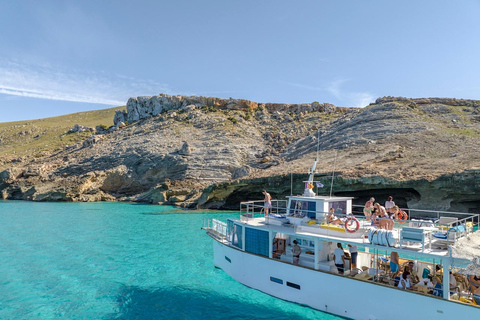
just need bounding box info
[0,201,340,320]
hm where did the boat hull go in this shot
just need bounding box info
[213,239,478,320]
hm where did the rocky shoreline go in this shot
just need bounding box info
[1,95,480,212]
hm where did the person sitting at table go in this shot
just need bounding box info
[449,271,458,291]
[407,261,420,284]
[398,271,416,290]
[420,275,434,289]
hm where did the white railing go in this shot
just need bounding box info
[240,200,288,221]
[203,218,228,239]
[352,204,479,232]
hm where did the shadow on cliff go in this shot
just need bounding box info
[104,285,326,320]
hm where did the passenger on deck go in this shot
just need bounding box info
[374,203,388,229]
[390,251,400,277]
[385,196,395,214]
[468,274,480,304]
[420,275,434,289]
[363,197,374,221]
[390,206,402,230]
[262,190,272,216]
[407,261,420,284]
[334,243,346,275]
[398,271,416,290]
[449,271,458,291]
[292,240,301,265]
[327,208,343,225]
[348,244,358,269]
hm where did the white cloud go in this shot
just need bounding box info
[279,81,323,92]
[327,79,375,108]
[349,92,376,108]
[282,78,376,108]
[326,78,349,100]
[0,59,172,106]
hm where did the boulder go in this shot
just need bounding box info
[69,124,94,134]
[83,135,103,147]
[178,142,192,156]
[114,110,128,126]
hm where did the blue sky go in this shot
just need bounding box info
[1,0,479,122]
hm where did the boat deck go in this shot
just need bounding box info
[241,216,452,257]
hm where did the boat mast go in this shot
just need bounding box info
[304,131,320,197]
[329,150,338,198]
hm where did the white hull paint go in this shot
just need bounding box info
[213,239,479,320]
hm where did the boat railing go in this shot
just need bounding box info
[203,218,228,240]
[352,204,479,233]
[240,200,288,221]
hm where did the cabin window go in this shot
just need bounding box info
[328,201,347,215]
[231,224,243,250]
[270,277,283,284]
[286,281,301,290]
[289,200,316,218]
[245,227,269,257]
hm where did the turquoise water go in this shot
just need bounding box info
[0,201,339,320]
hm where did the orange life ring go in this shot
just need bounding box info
[397,210,408,223]
[345,216,360,233]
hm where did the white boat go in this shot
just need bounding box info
[203,162,480,319]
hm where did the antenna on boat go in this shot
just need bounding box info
[329,150,338,198]
[303,130,320,197]
[290,171,293,196]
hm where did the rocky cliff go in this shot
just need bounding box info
[1,95,479,213]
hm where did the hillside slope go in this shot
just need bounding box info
[1,96,479,212]
[0,106,125,165]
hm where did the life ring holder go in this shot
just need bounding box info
[344,216,360,233]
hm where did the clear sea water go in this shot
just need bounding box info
[0,201,340,320]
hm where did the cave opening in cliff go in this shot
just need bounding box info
[449,200,480,215]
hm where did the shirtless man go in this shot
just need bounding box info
[262,190,272,216]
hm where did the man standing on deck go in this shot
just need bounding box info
[263,190,272,216]
[334,243,346,275]
[292,240,301,265]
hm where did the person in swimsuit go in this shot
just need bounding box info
[327,208,343,225]
[262,190,272,216]
[363,197,375,221]
[374,203,388,229]
[390,251,400,277]
[468,274,480,304]
[292,240,301,265]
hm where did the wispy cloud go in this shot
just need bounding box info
[278,80,323,92]
[0,59,172,106]
[326,78,349,100]
[282,78,375,108]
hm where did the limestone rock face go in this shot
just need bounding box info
[1,95,480,212]
[114,110,128,125]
